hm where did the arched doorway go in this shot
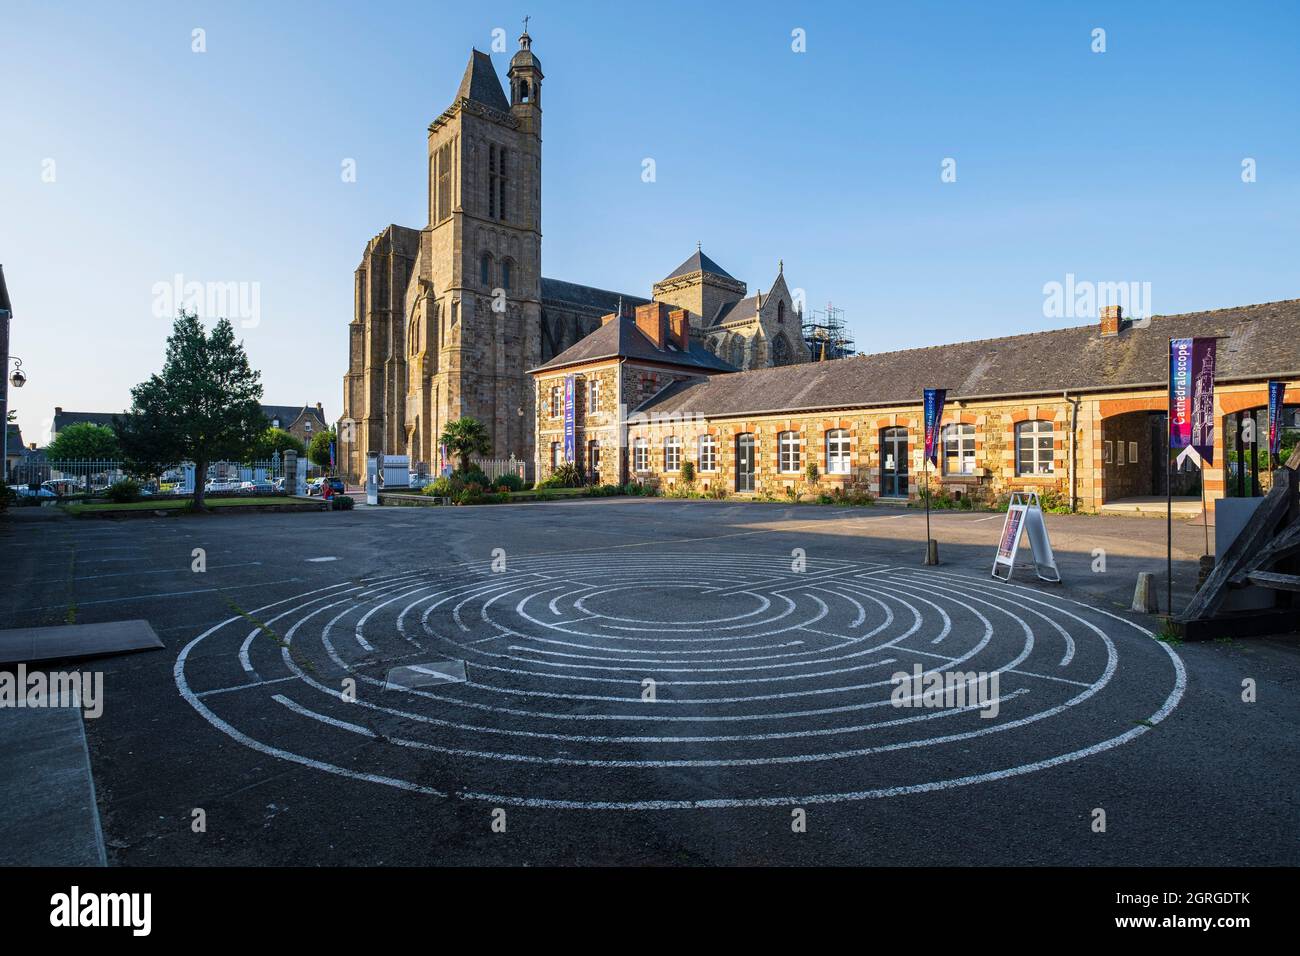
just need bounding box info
[1224,403,1300,497]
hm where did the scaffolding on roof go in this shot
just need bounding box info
[802,301,856,361]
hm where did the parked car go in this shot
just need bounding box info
[321,477,346,496]
[273,477,286,492]
[15,485,56,498]
[204,479,240,493]
[239,480,277,495]
[305,477,324,496]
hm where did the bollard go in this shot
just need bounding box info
[1131,572,1158,613]
[923,539,940,566]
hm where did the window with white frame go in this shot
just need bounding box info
[550,441,562,468]
[633,438,649,472]
[698,434,717,471]
[664,436,681,472]
[549,385,561,417]
[942,423,976,475]
[778,431,802,473]
[825,429,850,474]
[1016,420,1055,476]
[587,378,598,414]
[588,440,600,475]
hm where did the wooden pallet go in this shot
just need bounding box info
[1178,444,1300,638]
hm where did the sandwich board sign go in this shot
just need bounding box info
[992,491,1060,583]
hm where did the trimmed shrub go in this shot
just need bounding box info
[494,473,525,493]
[423,475,459,497]
[106,478,143,503]
[680,460,695,484]
[332,495,354,511]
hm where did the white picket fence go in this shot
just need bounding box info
[470,456,531,482]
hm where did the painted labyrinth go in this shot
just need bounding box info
[177,555,1186,809]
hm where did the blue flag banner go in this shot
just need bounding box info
[563,374,576,463]
[923,388,947,467]
[1268,380,1286,458]
[1169,337,1216,467]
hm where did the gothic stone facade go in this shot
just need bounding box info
[339,34,803,480]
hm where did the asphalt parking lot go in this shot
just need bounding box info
[1,499,1296,866]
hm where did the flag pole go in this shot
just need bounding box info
[1166,339,1173,617]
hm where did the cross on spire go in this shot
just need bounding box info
[522,15,530,33]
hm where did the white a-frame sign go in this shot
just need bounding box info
[992,491,1061,583]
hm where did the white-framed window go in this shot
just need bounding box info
[550,441,562,468]
[664,436,682,472]
[587,378,599,414]
[699,434,717,471]
[633,438,649,472]
[1128,441,1138,464]
[588,440,600,476]
[549,385,561,418]
[778,431,802,473]
[942,423,976,476]
[1016,420,1054,476]
[825,428,850,474]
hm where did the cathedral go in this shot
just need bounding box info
[338,30,808,479]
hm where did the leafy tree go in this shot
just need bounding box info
[118,311,264,509]
[309,429,335,470]
[439,417,491,474]
[47,422,120,461]
[250,427,306,461]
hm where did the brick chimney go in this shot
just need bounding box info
[54,406,62,415]
[600,311,619,326]
[667,308,691,350]
[634,302,669,349]
[1100,304,1123,337]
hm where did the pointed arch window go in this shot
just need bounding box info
[501,258,513,291]
[777,300,786,324]
[771,333,792,367]
[480,253,492,287]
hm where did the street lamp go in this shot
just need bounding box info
[304,419,313,478]
[9,356,25,389]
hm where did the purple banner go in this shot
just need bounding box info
[563,374,576,463]
[1268,380,1286,457]
[1169,337,1216,465]
[923,388,947,467]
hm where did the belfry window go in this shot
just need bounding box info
[480,253,492,287]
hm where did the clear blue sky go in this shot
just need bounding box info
[2,0,1297,444]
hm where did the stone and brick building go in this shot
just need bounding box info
[531,299,1300,515]
[338,31,806,480]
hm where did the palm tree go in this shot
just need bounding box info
[440,417,492,474]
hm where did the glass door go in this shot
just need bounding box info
[735,433,755,492]
[880,427,909,498]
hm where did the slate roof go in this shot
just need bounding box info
[456,50,511,113]
[531,315,738,374]
[52,410,118,432]
[541,277,649,315]
[261,404,327,430]
[662,250,737,282]
[5,423,23,452]
[0,263,11,315]
[712,294,758,325]
[638,299,1300,419]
